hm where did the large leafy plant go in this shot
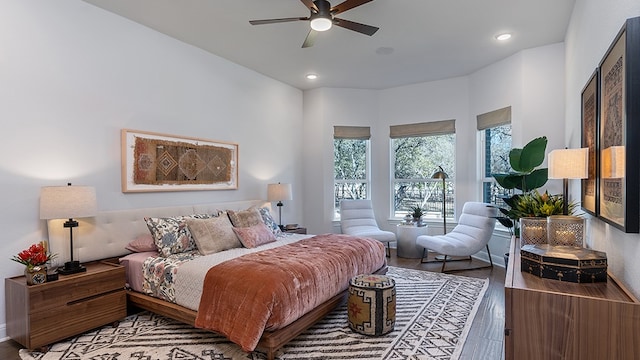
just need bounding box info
[492,137,551,231]
[493,136,548,192]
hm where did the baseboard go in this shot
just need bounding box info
[0,322,7,342]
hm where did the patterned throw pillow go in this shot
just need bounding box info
[144,214,211,257]
[258,207,284,237]
[185,215,242,255]
[232,223,277,248]
[227,208,262,228]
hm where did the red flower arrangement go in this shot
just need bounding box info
[11,243,55,269]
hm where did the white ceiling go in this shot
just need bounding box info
[82,0,576,90]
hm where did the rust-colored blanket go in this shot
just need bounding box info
[194,234,386,352]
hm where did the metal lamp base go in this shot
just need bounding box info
[58,261,86,275]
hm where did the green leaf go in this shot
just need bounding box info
[517,137,547,172]
[509,148,523,171]
[493,173,522,190]
[521,168,548,192]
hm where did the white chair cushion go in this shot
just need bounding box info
[415,201,496,257]
[340,199,396,245]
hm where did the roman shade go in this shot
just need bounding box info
[389,119,455,138]
[476,106,511,130]
[333,126,371,140]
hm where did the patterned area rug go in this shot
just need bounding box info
[20,266,488,360]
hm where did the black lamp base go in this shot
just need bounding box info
[58,261,86,275]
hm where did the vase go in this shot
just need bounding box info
[24,266,47,285]
[520,217,548,246]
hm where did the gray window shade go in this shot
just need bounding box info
[389,119,455,138]
[333,126,371,139]
[476,106,511,130]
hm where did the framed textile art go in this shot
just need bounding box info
[121,129,238,192]
[580,70,598,217]
[596,16,640,233]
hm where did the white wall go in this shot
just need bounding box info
[302,44,566,266]
[0,0,303,338]
[565,0,640,299]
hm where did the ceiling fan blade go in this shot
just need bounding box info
[249,17,308,25]
[331,0,373,15]
[300,0,318,12]
[333,17,379,36]
[302,29,318,48]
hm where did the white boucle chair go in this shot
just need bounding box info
[339,199,396,257]
[416,201,496,272]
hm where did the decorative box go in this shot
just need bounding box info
[520,244,607,283]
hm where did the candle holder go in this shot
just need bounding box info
[520,217,548,246]
[547,215,585,247]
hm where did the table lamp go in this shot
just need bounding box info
[267,182,292,228]
[40,183,97,274]
[548,148,588,215]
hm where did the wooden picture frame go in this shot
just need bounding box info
[597,17,640,233]
[581,69,598,217]
[121,129,238,193]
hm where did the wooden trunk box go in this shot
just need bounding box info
[520,244,607,283]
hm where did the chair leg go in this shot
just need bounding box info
[440,255,448,272]
[386,242,390,258]
[420,248,429,263]
[442,245,494,273]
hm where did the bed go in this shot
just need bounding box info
[47,200,387,360]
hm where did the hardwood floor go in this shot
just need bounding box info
[1,249,505,360]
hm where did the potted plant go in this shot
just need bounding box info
[409,206,424,225]
[491,136,550,235]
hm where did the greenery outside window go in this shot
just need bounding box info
[477,107,512,207]
[334,126,370,219]
[391,120,455,219]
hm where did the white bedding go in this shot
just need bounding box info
[129,233,312,311]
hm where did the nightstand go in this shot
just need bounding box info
[283,227,307,234]
[5,261,126,349]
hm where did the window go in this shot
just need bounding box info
[334,126,370,219]
[477,107,512,206]
[391,120,455,220]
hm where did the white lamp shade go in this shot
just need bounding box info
[40,185,98,220]
[267,183,293,201]
[548,148,589,179]
[601,146,625,179]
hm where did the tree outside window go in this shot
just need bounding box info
[482,124,512,206]
[392,134,455,219]
[334,138,369,218]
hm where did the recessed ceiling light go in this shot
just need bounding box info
[495,33,512,41]
[306,74,318,80]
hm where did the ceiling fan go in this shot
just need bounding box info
[249,0,379,48]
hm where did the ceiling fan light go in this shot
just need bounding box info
[310,17,332,32]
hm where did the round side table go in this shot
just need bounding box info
[396,224,429,258]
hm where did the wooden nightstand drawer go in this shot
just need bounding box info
[5,261,127,349]
[29,290,126,348]
[28,265,125,312]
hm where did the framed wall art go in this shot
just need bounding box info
[580,69,598,217]
[597,16,640,233]
[121,129,238,192]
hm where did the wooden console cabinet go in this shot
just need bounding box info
[5,261,126,349]
[504,238,640,359]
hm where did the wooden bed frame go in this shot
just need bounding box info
[127,264,388,360]
[46,199,388,359]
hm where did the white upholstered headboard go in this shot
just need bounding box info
[46,199,269,264]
